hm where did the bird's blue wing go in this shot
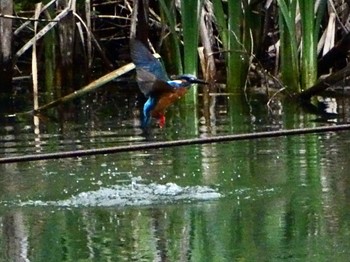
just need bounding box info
[130,40,169,81]
[135,68,174,97]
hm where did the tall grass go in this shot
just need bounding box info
[227,1,245,90]
[157,0,204,133]
[299,0,317,90]
[278,0,327,91]
[180,0,203,104]
[158,0,183,75]
[212,0,248,91]
[277,0,300,92]
[300,0,327,90]
[10,0,339,105]
[211,0,328,93]
[159,0,204,105]
[153,0,330,106]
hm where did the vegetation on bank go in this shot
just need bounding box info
[0,0,349,104]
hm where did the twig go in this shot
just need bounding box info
[267,87,286,112]
[14,7,71,62]
[73,12,114,69]
[0,13,59,23]
[14,0,57,35]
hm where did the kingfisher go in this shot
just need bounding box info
[130,39,207,128]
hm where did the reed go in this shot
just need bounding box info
[278,0,327,91]
[212,0,252,92]
[299,0,317,90]
[212,0,228,49]
[158,0,183,75]
[180,0,203,104]
[159,0,204,106]
[9,0,341,103]
[44,28,56,95]
[228,1,246,90]
[299,0,327,90]
[277,0,300,92]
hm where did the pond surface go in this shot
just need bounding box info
[0,86,350,261]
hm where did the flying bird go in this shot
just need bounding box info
[130,39,207,128]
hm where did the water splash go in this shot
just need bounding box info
[17,182,221,208]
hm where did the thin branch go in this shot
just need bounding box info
[14,0,57,35]
[0,13,59,23]
[73,12,114,69]
[14,7,71,62]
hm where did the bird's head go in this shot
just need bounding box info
[168,74,208,88]
[176,74,208,85]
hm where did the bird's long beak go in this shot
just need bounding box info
[191,78,208,85]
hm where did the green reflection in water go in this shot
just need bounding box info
[0,93,350,261]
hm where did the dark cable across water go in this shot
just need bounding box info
[1,124,350,164]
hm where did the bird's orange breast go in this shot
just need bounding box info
[151,88,187,118]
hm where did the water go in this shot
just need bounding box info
[0,87,350,261]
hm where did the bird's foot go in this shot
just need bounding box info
[158,115,166,128]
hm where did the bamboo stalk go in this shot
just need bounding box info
[30,53,160,114]
[32,3,41,111]
[34,63,134,112]
[85,0,92,69]
[33,3,42,149]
